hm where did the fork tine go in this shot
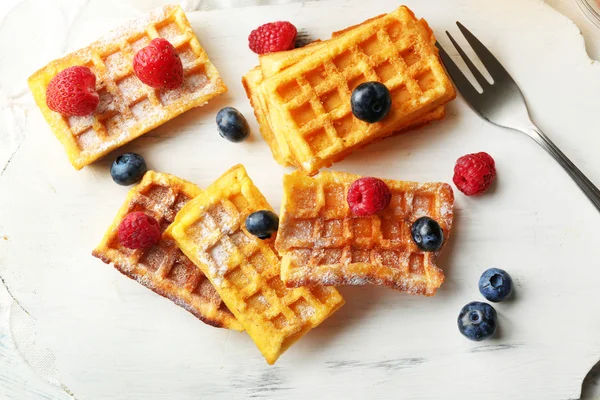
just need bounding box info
[456,21,511,82]
[446,31,490,89]
[435,41,480,102]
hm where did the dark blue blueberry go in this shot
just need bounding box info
[457,301,497,341]
[216,107,250,142]
[245,210,279,240]
[350,82,392,123]
[110,153,147,186]
[410,217,444,251]
[479,268,513,302]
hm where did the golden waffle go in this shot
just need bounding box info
[92,171,242,331]
[257,13,433,79]
[262,13,447,138]
[259,41,326,79]
[248,6,454,175]
[166,165,344,364]
[275,171,454,296]
[28,5,227,169]
[243,66,445,168]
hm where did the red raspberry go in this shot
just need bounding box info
[46,66,99,116]
[118,212,161,250]
[453,152,496,196]
[248,21,297,54]
[133,38,184,90]
[347,177,392,216]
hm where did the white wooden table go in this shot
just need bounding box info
[2,0,600,399]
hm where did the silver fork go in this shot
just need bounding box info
[436,22,600,212]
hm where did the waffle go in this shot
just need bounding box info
[275,171,454,295]
[253,13,446,161]
[243,66,445,168]
[28,5,227,169]
[257,15,432,79]
[92,171,242,331]
[244,6,455,175]
[166,165,345,364]
[259,41,326,79]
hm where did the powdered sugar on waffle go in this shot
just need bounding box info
[205,237,237,286]
[77,124,132,160]
[94,6,173,49]
[439,200,453,226]
[318,270,371,286]
[29,5,226,169]
[295,303,316,319]
[213,206,238,234]
[277,172,453,294]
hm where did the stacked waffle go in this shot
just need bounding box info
[243,6,455,175]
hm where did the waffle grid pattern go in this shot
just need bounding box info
[92,171,241,330]
[168,165,344,364]
[244,66,445,170]
[28,5,226,169]
[276,171,454,295]
[259,6,454,174]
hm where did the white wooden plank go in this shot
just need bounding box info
[2,0,600,399]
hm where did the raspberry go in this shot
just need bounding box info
[133,38,184,90]
[453,152,496,196]
[347,177,392,216]
[248,21,297,54]
[46,66,99,116]
[118,212,161,250]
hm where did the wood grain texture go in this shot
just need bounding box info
[0,280,74,400]
[2,0,600,399]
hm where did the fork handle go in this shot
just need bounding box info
[528,125,600,211]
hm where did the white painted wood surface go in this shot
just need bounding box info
[2,0,600,399]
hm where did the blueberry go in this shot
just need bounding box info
[479,268,513,302]
[457,301,497,341]
[216,107,249,142]
[110,153,147,186]
[411,217,444,251]
[245,210,279,240]
[350,82,392,123]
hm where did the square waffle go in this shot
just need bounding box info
[275,171,454,296]
[246,6,455,175]
[28,5,227,169]
[92,171,242,331]
[166,165,345,364]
